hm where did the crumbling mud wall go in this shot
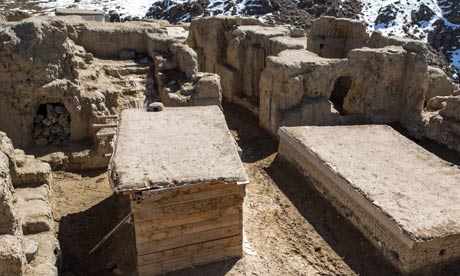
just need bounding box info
[259,44,431,135]
[187,16,306,111]
[0,135,60,276]
[425,94,460,153]
[0,16,222,170]
[306,16,369,58]
[186,16,459,154]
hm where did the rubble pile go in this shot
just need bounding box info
[33,104,70,145]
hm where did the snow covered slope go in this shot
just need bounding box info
[1,0,458,73]
[359,0,460,71]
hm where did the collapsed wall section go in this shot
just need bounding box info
[0,16,223,170]
[0,132,59,276]
[259,45,430,135]
[187,17,306,111]
[306,16,369,58]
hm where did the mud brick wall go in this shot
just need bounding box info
[0,151,20,236]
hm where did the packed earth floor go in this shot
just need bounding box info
[51,103,460,276]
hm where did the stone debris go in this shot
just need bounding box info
[15,186,54,235]
[33,104,70,146]
[0,235,26,276]
[22,237,39,263]
[0,136,59,276]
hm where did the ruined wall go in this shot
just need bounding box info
[0,151,26,276]
[306,16,369,58]
[0,132,60,276]
[259,45,430,135]
[0,152,20,236]
[66,17,166,58]
[425,95,460,153]
[185,16,460,155]
[0,16,222,170]
[187,17,306,106]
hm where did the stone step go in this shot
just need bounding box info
[24,231,59,276]
[0,235,26,276]
[14,185,54,235]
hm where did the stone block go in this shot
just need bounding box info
[0,235,25,276]
[14,185,53,235]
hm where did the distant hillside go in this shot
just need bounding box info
[1,0,458,79]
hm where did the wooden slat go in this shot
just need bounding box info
[138,235,242,265]
[144,182,238,201]
[132,193,244,223]
[138,244,242,276]
[92,123,117,128]
[136,224,242,255]
[135,205,242,233]
[96,131,116,138]
[138,184,244,209]
[137,213,241,244]
[96,115,118,119]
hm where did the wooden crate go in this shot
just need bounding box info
[109,107,249,275]
[131,182,246,276]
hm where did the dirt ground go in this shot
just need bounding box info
[51,103,460,276]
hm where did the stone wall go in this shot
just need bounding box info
[0,152,20,236]
[0,133,59,276]
[425,95,460,153]
[306,16,369,58]
[0,16,222,170]
[186,16,459,157]
[187,16,306,109]
[259,45,430,135]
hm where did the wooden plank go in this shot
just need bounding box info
[138,184,244,209]
[142,183,245,205]
[135,205,242,233]
[144,182,237,200]
[96,131,116,138]
[132,193,244,223]
[136,213,241,244]
[136,224,242,255]
[138,244,242,276]
[92,123,117,128]
[138,235,242,265]
[96,115,118,119]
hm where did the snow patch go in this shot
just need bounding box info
[359,0,460,69]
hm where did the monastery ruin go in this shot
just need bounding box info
[0,12,459,276]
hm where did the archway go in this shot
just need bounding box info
[330,76,352,115]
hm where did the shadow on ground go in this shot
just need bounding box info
[222,102,278,163]
[267,155,460,276]
[58,194,137,276]
[165,258,240,276]
[391,123,460,166]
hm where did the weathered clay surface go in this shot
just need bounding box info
[0,235,26,276]
[278,125,460,273]
[0,132,59,276]
[187,16,306,103]
[0,152,20,236]
[259,45,429,135]
[110,106,248,193]
[424,95,460,153]
[0,132,51,187]
[0,16,222,170]
[307,16,369,58]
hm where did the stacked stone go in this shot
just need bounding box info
[33,104,70,145]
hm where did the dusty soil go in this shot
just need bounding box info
[50,103,460,276]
